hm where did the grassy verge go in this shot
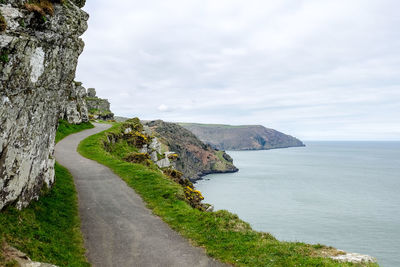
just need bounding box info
[0,121,93,266]
[78,123,377,267]
[55,119,94,143]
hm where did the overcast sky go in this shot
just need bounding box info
[76,0,400,140]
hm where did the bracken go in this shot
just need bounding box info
[25,0,54,16]
[0,12,6,32]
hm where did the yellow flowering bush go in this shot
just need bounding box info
[167,153,179,160]
[124,131,149,148]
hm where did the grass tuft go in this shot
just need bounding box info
[0,12,6,32]
[25,1,54,16]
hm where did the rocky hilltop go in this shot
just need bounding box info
[145,120,238,180]
[0,0,88,210]
[180,123,305,151]
[86,87,114,121]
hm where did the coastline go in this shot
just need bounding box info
[196,145,399,266]
[79,124,379,266]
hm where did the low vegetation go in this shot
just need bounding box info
[78,122,377,266]
[0,163,89,267]
[25,0,56,16]
[0,49,8,64]
[0,11,6,32]
[23,0,86,17]
[0,121,93,266]
[56,119,94,143]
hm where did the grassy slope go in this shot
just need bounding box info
[78,123,377,267]
[0,121,93,267]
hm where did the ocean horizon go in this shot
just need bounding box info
[196,141,400,267]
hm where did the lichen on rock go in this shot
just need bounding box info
[0,0,89,210]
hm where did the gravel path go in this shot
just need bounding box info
[55,123,226,267]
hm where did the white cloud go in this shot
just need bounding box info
[157,104,171,112]
[76,0,400,140]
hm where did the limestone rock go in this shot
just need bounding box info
[63,83,89,124]
[2,243,58,267]
[150,151,158,162]
[205,204,214,212]
[139,145,148,154]
[330,251,377,264]
[87,87,96,97]
[156,157,171,168]
[149,138,162,154]
[0,1,88,210]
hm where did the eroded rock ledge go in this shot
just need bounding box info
[330,250,377,264]
[0,0,88,210]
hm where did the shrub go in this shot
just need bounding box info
[124,131,149,148]
[184,186,205,210]
[123,152,151,165]
[123,117,143,132]
[163,168,183,181]
[167,153,179,160]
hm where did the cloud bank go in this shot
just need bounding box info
[76,0,400,140]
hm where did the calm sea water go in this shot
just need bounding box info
[195,142,400,267]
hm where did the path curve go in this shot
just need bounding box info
[55,123,226,267]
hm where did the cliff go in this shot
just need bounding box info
[180,123,305,151]
[145,120,238,181]
[86,87,114,121]
[0,0,88,210]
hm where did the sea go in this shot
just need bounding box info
[195,142,400,267]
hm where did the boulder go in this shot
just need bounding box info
[87,87,96,97]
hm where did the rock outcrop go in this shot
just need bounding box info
[63,82,89,124]
[145,120,238,181]
[1,243,58,267]
[180,123,305,151]
[85,88,114,121]
[0,0,88,210]
[330,251,377,264]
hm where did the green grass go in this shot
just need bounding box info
[0,121,92,266]
[78,123,378,267]
[0,163,90,266]
[55,119,94,143]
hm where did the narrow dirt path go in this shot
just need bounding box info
[55,123,226,267]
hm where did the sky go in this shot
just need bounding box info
[76,0,400,141]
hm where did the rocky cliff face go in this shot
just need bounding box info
[145,120,238,181]
[85,88,114,121]
[0,0,88,210]
[180,123,305,151]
